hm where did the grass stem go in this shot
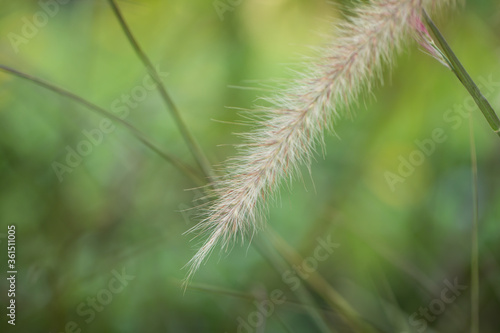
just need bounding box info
[107,0,216,182]
[469,119,479,333]
[0,65,203,185]
[267,229,379,333]
[423,10,500,138]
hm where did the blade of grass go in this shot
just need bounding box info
[469,119,479,333]
[0,65,203,185]
[179,281,302,333]
[266,229,379,333]
[107,0,215,182]
[373,269,411,332]
[274,313,295,333]
[180,280,336,315]
[423,10,500,138]
[483,249,500,302]
[253,237,336,333]
[344,222,466,329]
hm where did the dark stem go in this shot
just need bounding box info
[0,65,203,185]
[107,0,216,182]
[423,10,500,138]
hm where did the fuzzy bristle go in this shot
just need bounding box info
[184,0,456,285]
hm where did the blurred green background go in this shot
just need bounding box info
[1,0,500,332]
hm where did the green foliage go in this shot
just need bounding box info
[0,0,499,332]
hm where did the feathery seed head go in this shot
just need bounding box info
[184,0,455,285]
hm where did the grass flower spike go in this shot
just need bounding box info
[186,0,455,283]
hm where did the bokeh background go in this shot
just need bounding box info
[1,0,500,332]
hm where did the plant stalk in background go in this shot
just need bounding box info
[107,0,216,181]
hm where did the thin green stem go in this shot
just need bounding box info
[107,0,215,182]
[266,229,379,333]
[253,237,335,333]
[469,119,479,333]
[0,65,203,185]
[181,281,335,314]
[423,10,500,138]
